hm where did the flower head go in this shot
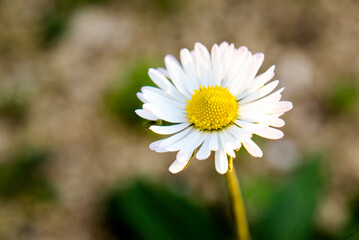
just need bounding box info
[136,42,292,174]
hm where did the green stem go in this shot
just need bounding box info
[225,157,251,240]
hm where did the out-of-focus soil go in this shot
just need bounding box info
[0,0,358,239]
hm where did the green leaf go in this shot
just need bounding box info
[0,86,29,124]
[0,146,55,201]
[103,60,158,125]
[325,74,358,116]
[104,180,231,240]
[256,153,324,240]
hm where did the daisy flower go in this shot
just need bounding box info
[136,42,292,174]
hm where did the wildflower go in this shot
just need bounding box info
[136,42,292,174]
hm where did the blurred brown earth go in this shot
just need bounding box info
[0,0,358,239]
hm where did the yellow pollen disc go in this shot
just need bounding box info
[186,85,238,131]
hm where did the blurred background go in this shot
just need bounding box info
[0,0,359,239]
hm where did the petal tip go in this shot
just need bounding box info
[216,167,228,175]
[169,160,187,174]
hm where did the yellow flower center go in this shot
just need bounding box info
[186,85,238,131]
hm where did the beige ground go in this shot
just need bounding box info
[0,0,358,239]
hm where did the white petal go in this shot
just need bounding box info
[226,125,250,147]
[148,68,183,101]
[176,150,194,162]
[220,43,235,81]
[219,41,229,51]
[156,67,169,78]
[239,88,284,114]
[235,120,263,132]
[149,139,163,150]
[196,138,211,160]
[253,65,275,88]
[165,129,206,152]
[143,103,187,123]
[154,147,167,153]
[165,54,196,95]
[238,114,285,128]
[226,50,252,92]
[236,120,284,139]
[242,138,263,157]
[159,127,193,148]
[215,145,228,174]
[165,55,191,98]
[180,48,199,89]
[247,53,265,83]
[193,42,212,86]
[169,160,189,174]
[222,127,242,149]
[267,118,285,127]
[208,131,219,151]
[231,53,264,96]
[211,44,222,86]
[225,46,249,87]
[136,92,147,103]
[150,123,190,135]
[255,127,284,139]
[149,139,167,153]
[239,80,279,103]
[219,131,236,158]
[148,68,171,90]
[237,65,275,99]
[141,86,186,109]
[195,42,211,60]
[135,109,158,121]
[267,101,293,114]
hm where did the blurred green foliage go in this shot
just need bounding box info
[251,153,325,240]
[0,86,29,124]
[242,177,277,218]
[102,154,338,240]
[42,15,68,47]
[41,0,183,47]
[0,146,55,201]
[104,180,231,240]
[325,74,358,117]
[345,231,359,240]
[127,0,184,15]
[339,195,359,240]
[103,60,157,126]
[41,0,110,47]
